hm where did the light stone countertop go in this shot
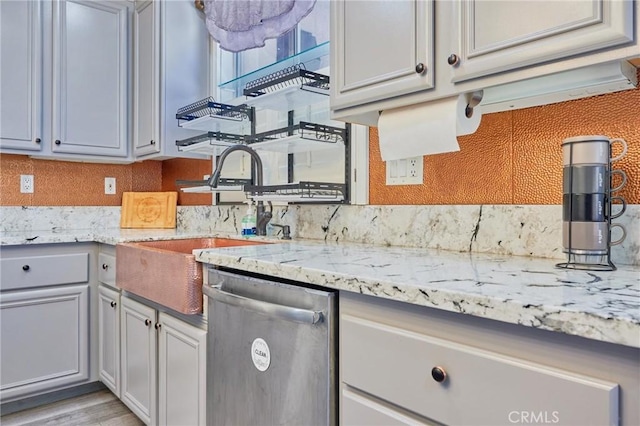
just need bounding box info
[0,228,277,246]
[2,228,638,348]
[195,241,640,349]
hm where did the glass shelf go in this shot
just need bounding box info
[218,42,329,101]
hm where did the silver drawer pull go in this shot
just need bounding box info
[203,284,323,325]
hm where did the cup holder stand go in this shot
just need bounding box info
[556,141,618,272]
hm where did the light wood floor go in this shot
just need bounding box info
[0,389,144,426]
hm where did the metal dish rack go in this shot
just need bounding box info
[176,131,247,155]
[247,122,346,153]
[244,181,346,203]
[175,97,253,132]
[241,64,330,111]
[175,178,252,193]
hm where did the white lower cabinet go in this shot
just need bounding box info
[120,295,206,426]
[0,285,89,402]
[157,312,207,426]
[339,293,638,426]
[121,295,157,425]
[98,285,121,397]
[0,243,96,403]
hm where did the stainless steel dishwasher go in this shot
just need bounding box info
[203,268,337,426]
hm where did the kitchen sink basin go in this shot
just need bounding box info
[116,238,266,314]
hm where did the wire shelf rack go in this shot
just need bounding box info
[175,178,251,193]
[175,131,247,155]
[175,97,253,132]
[248,122,345,153]
[241,64,330,111]
[244,181,346,203]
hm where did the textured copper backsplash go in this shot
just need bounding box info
[161,158,213,206]
[370,82,640,205]
[0,154,212,206]
[0,155,162,206]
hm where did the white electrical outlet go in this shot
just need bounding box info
[105,177,116,194]
[20,175,34,193]
[386,157,423,185]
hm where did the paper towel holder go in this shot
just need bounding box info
[464,90,483,118]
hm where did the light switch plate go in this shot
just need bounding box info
[386,157,423,185]
[105,177,116,194]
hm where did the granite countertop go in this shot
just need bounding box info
[195,241,640,349]
[2,228,638,349]
[0,228,278,246]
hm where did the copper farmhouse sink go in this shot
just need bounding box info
[116,238,265,314]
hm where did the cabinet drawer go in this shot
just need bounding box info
[0,253,89,290]
[341,315,618,426]
[98,252,116,287]
[342,387,432,426]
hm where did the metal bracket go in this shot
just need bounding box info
[464,90,484,118]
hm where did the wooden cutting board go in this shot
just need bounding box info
[120,192,178,229]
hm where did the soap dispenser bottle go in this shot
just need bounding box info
[241,201,257,237]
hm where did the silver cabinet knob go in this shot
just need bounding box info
[145,319,151,326]
[431,366,447,383]
[415,63,426,74]
[447,54,460,66]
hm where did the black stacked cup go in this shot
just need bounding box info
[562,135,627,263]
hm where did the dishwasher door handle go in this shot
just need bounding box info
[203,284,324,325]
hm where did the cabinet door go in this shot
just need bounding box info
[157,312,206,426]
[450,0,634,82]
[157,0,211,160]
[134,0,210,160]
[98,285,120,397]
[133,0,160,157]
[51,0,130,157]
[120,295,156,425]
[0,285,89,402]
[0,0,43,152]
[331,0,434,110]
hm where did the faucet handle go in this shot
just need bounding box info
[270,223,291,240]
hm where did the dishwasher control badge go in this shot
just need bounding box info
[251,338,271,372]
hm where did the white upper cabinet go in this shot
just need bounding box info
[0,1,43,153]
[133,0,211,160]
[51,0,130,158]
[331,0,434,111]
[450,0,635,82]
[1,0,133,161]
[133,0,157,157]
[330,0,639,125]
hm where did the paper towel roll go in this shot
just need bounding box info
[378,94,482,161]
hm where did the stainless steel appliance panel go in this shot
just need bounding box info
[204,269,336,426]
